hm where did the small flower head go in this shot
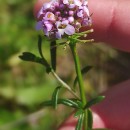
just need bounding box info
[36,0,91,39]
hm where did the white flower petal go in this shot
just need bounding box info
[69,4,75,9]
[56,31,62,39]
[55,21,62,28]
[58,29,65,35]
[83,6,90,16]
[63,0,69,4]
[83,0,88,6]
[74,0,82,6]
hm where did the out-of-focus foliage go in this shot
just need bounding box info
[0,1,59,130]
[1,0,130,130]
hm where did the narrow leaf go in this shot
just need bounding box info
[87,109,93,129]
[19,52,51,73]
[52,86,61,109]
[19,52,37,62]
[76,113,84,130]
[84,96,105,109]
[58,99,79,108]
[40,98,79,109]
[38,35,44,59]
[74,109,84,118]
[73,66,92,89]
[70,99,83,108]
[19,52,45,64]
[39,100,53,108]
[37,35,51,73]
[50,41,57,71]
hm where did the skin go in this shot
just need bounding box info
[34,0,130,129]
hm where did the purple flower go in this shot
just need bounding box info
[77,10,83,18]
[63,0,82,7]
[44,12,56,21]
[68,16,74,23]
[36,21,43,30]
[36,0,91,39]
[56,20,75,38]
[43,21,53,32]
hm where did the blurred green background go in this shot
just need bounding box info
[0,0,130,130]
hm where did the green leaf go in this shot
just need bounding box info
[19,52,51,72]
[50,41,57,71]
[75,113,84,130]
[76,100,84,108]
[73,66,92,89]
[70,99,83,108]
[40,98,80,109]
[87,109,93,129]
[37,35,51,73]
[84,96,105,109]
[38,35,44,59]
[52,86,61,109]
[58,99,79,108]
[19,52,38,62]
[74,109,84,118]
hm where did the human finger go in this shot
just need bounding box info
[88,0,130,52]
[58,79,130,130]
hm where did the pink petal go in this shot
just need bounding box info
[62,20,69,25]
[77,10,83,18]
[44,12,55,21]
[65,24,75,35]
[37,7,44,19]
[68,17,74,23]
[43,1,53,9]
[44,21,53,31]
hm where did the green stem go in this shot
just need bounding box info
[70,43,88,130]
[50,70,80,99]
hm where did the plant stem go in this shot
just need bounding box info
[70,43,88,130]
[50,70,80,99]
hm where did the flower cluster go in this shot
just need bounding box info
[36,0,91,39]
